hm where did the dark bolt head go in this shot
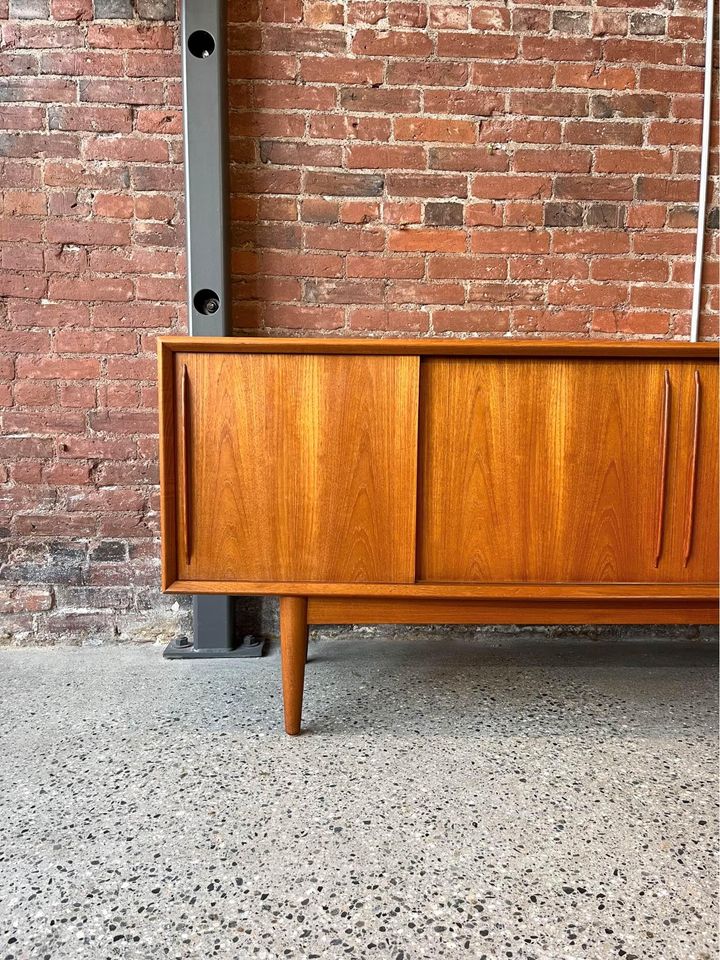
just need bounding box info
[204,298,219,314]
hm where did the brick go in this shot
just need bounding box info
[630,13,665,36]
[429,4,468,29]
[479,120,561,145]
[425,202,463,227]
[340,200,379,224]
[436,33,517,59]
[347,145,425,170]
[348,307,429,332]
[510,257,587,281]
[590,94,670,119]
[640,68,703,94]
[604,39,681,67]
[511,93,588,118]
[514,150,591,174]
[387,61,468,87]
[432,307,511,333]
[94,0,132,14]
[471,176,552,200]
[0,586,53,614]
[429,147,508,173]
[544,202,583,227]
[564,121,643,146]
[347,255,424,279]
[48,276,134,301]
[556,64,636,91]
[552,10,590,34]
[352,30,433,57]
[595,148,673,174]
[591,11,627,37]
[387,280,464,305]
[88,23,175,50]
[16,356,101,379]
[648,121,701,146]
[0,106,45,130]
[553,231,630,254]
[471,230,550,254]
[304,172,384,197]
[49,105,133,133]
[554,177,633,201]
[300,57,384,85]
[388,229,465,253]
[591,258,668,282]
[514,308,588,334]
[586,203,625,228]
[52,0,92,16]
[136,0,176,17]
[304,2,344,26]
[472,63,553,89]
[340,87,421,114]
[305,279,383,304]
[385,173,468,199]
[424,91,505,117]
[10,0,48,16]
[46,220,131,246]
[470,6,511,30]
[394,118,476,144]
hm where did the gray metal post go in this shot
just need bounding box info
[164,0,263,659]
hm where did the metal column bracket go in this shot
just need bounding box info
[164,0,264,659]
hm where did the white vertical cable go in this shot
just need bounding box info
[690,0,715,341]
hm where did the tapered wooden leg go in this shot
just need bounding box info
[280,596,308,736]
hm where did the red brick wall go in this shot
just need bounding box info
[0,0,718,644]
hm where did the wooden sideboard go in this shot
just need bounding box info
[158,337,719,734]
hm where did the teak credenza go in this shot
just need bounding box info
[158,337,719,734]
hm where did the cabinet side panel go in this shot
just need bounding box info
[177,353,418,583]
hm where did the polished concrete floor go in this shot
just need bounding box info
[0,631,717,960]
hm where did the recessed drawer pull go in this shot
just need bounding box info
[683,369,701,567]
[653,369,671,568]
[180,362,191,565]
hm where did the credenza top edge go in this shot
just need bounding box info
[159,336,719,359]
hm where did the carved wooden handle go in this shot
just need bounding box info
[683,369,701,567]
[180,362,191,565]
[653,369,671,568]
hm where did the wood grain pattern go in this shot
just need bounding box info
[667,361,719,581]
[419,358,713,584]
[174,352,419,583]
[308,597,719,626]
[163,579,719,600]
[280,596,308,735]
[159,336,719,359]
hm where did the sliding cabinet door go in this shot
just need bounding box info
[171,352,419,584]
[419,358,712,583]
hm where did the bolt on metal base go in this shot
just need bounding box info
[163,596,266,660]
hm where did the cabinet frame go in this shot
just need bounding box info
[159,337,718,734]
[160,336,718,606]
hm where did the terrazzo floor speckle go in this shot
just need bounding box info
[0,632,717,960]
